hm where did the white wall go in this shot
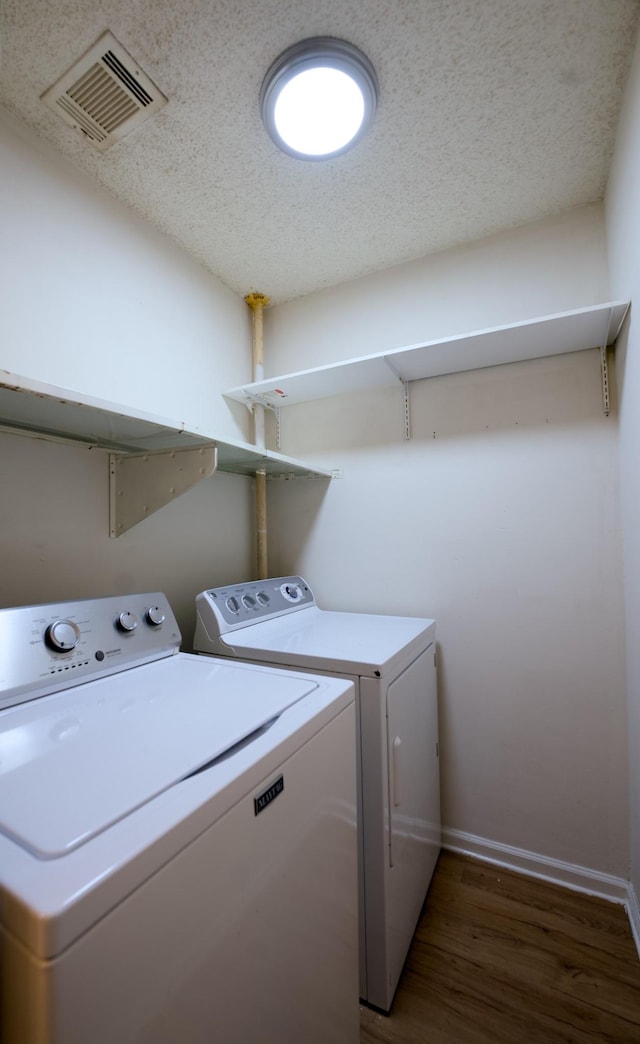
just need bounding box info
[0,108,257,635]
[267,207,629,879]
[606,32,640,904]
[267,204,609,375]
[0,108,250,441]
[0,431,253,644]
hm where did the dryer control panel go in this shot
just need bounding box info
[196,576,315,634]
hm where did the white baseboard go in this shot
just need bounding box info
[442,827,629,904]
[627,882,640,960]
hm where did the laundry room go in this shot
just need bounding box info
[2,1,640,1040]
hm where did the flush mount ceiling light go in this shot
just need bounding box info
[260,37,378,160]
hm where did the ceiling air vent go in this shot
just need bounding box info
[41,31,167,151]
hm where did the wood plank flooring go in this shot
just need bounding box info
[360,851,640,1044]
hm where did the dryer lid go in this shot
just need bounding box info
[0,655,317,858]
[218,606,435,676]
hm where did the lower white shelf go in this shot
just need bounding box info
[0,372,331,478]
[0,373,332,536]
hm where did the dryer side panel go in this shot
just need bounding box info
[360,643,440,1012]
[386,645,441,994]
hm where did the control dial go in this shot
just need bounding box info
[226,596,241,615]
[46,619,81,652]
[146,606,165,627]
[117,611,138,633]
[280,583,302,603]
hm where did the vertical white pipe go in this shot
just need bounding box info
[245,292,270,579]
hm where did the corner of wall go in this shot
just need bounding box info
[626,882,640,961]
[442,827,629,904]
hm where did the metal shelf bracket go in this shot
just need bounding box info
[600,343,610,416]
[238,392,282,450]
[274,406,281,451]
[109,445,217,537]
[600,307,614,417]
[402,381,411,441]
[383,357,411,440]
[597,304,613,415]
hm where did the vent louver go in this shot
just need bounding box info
[42,31,167,151]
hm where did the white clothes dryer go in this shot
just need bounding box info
[0,592,359,1044]
[194,576,440,1013]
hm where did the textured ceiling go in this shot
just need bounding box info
[1,0,639,303]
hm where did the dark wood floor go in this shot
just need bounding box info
[360,850,640,1044]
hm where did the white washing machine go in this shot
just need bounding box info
[194,576,440,1013]
[0,592,359,1044]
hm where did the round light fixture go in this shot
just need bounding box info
[260,37,378,160]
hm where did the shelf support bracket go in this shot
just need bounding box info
[109,445,217,537]
[600,343,610,417]
[238,393,282,451]
[402,381,411,440]
[273,406,281,451]
[383,358,411,440]
[600,307,614,417]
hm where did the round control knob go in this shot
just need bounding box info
[242,594,257,610]
[257,591,270,606]
[281,583,302,602]
[46,619,81,652]
[117,611,138,633]
[226,596,240,615]
[146,606,165,627]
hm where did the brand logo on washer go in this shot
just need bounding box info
[254,775,284,816]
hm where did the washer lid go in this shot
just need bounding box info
[0,655,317,858]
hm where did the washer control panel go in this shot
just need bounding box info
[0,593,181,711]
[197,576,315,633]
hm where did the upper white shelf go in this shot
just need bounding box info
[224,301,630,409]
[0,372,332,479]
